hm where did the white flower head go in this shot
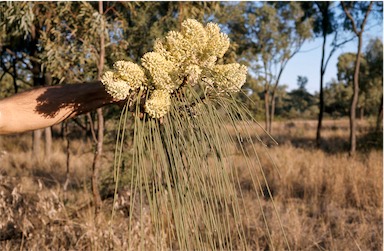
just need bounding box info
[164,31,189,64]
[201,56,217,69]
[145,89,172,118]
[181,19,208,52]
[113,60,148,89]
[101,71,131,100]
[141,52,181,92]
[103,19,248,111]
[153,38,171,60]
[211,63,248,92]
[204,22,230,59]
[185,65,202,85]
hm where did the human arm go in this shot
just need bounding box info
[0,81,118,135]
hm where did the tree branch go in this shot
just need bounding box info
[324,35,355,72]
[361,2,374,31]
[71,117,88,131]
[87,112,98,144]
[342,2,374,35]
[0,63,33,87]
[104,4,116,15]
[0,71,6,82]
[341,2,359,35]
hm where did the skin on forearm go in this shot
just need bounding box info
[0,81,117,135]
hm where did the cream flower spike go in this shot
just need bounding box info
[181,19,208,52]
[102,19,248,118]
[205,22,230,59]
[141,52,181,92]
[101,71,132,100]
[101,60,148,100]
[212,63,248,93]
[145,89,171,119]
[113,61,148,89]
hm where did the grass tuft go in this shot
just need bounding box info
[0,118,381,250]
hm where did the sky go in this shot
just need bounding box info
[279,19,383,95]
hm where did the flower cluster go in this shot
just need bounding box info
[210,64,248,93]
[141,52,180,92]
[101,19,248,119]
[144,90,172,119]
[101,61,147,100]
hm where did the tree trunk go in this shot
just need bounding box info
[32,129,43,160]
[358,106,364,120]
[349,35,363,155]
[44,73,53,159]
[270,92,276,134]
[91,108,103,214]
[91,1,106,215]
[264,90,270,133]
[316,26,327,147]
[178,2,184,28]
[316,80,324,147]
[44,127,52,158]
[12,58,18,93]
[63,122,71,192]
[269,67,285,135]
[341,1,373,156]
[376,94,383,132]
[30,12,44,158]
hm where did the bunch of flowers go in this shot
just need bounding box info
[101,19,248,119]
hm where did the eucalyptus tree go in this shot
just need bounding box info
[227,2,313,133]
[337,52,368,118]
[339,51,381,119]
[324,79,353,117]
[39,1,133,213]
[270,2,313,133]
[0,2,59,157]
[362,38,383,131]
[333,44,381,121]
[300,2,355,145]
[0,1,128,212]
[282,76,318,119]
[340,1,375,155]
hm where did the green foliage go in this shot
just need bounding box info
[361,38,383,116]
[279,79,318,119]
[341,1,382,33]
[337,52,367,83]
[225,2,313,80]
[222,2,315,132]
[324,79,353,117]
[365,38,383,78]
[297,75,308,90]
[301,2,338,37]
[39,2,112,83]
[333,39,383,118]
[0,2,38,91]
[0,2,34,43]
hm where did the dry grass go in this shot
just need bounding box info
[0,118,382,250]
